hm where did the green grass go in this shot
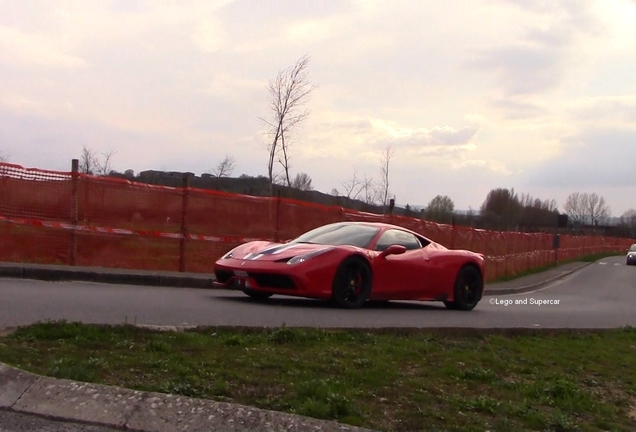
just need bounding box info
[1,322,635,431]
[492,252,622,282]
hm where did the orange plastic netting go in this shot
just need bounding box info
[1,162,633,280]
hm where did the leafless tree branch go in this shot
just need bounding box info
[379,145,395,212]
[95,150,116,176]
[79,145,98,174]
[211,154,236,177]
[79,145,115,176]
[361,174,377,205]
[341,167,362,200]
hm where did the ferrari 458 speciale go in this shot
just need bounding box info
[213,221,486,310]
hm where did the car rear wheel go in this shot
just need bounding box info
[444,265,482,311]
[331,257,372,309]
[242,288,274,300]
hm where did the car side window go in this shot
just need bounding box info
[375,229,422,251]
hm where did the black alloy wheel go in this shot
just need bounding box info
[331,257,372,309]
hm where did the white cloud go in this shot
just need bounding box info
[0,25,86,69]
[191,19,226,53]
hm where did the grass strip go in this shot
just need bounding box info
[1,321,635,431]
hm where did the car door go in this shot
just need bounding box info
[371,229,437,299]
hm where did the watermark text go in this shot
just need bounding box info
[489,297,560,306]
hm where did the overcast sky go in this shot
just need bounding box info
[1,0,635,215]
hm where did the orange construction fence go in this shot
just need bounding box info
[1,161,633,282]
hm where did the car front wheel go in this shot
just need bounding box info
[331,257,372,309]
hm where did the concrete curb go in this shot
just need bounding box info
[0,263,215,289]
[483,262,593,296]
[0,362,376,432]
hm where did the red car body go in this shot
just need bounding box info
[213,221,486,310]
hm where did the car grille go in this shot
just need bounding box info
[250,273,296,289]
[215,269,296,289]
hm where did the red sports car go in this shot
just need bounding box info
[213,221,486,310]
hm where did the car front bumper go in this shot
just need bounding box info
[213,258,333,299]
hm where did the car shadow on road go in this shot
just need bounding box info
[209,294,445,311]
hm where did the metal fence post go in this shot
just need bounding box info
[70,159,79,266]
[179,173,190,272]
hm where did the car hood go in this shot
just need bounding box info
[227,241,337,262]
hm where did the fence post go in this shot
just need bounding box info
[179,173,190,272]
[70,159,79,266]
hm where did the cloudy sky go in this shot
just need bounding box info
[1,0,635,215]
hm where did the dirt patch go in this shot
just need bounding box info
[0,327,16,337]
[629,399,636,422]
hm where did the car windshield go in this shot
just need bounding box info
[291,223,380,248]
[630,244,636,252]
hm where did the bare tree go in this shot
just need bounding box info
[79,145,99,174]
[564,192,610,224]
[585,192,610,224]
[563,192,587,223]
[210,154,236,177]
[361,174,377,205]
[339,167,378,204]
[79,145,116,175]
[341,167,363,200]
[291,172,313,191]
[260,53,315,190]
[378,145,395,211]
[95,150,116,176]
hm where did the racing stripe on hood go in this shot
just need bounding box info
[244,243,307,260]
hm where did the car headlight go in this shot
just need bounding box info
[287,247,334,265]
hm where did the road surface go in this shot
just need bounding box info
[0,410,120,432]
[1,256,634,329]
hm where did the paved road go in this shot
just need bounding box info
[1,256,634,329]
[0,410,120,432]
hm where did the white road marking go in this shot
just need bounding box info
[599,262,607,265]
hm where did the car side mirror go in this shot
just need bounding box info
[378,244,406,258]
